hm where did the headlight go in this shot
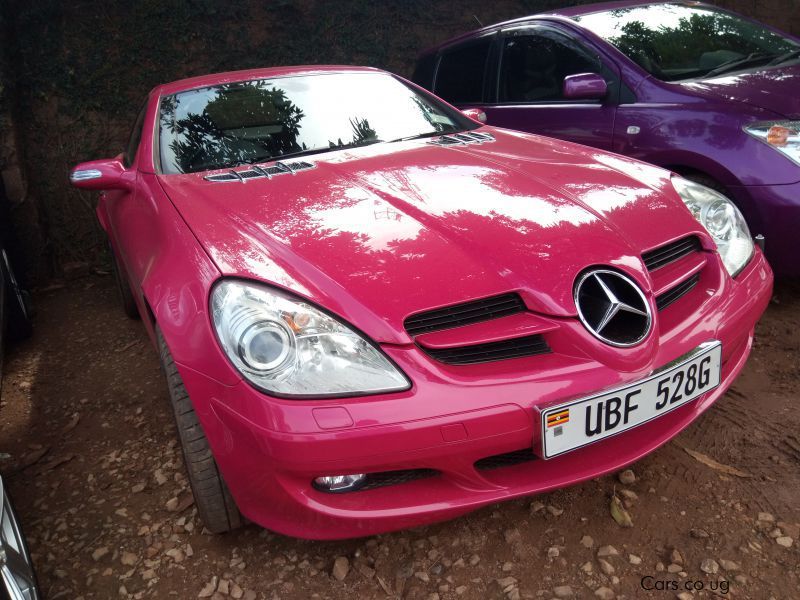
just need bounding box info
[744,120,800,166]
[211,280,410,397]
[671,177,754,277]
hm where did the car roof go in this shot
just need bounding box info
[419,1,711,55]
[153,65,384,97]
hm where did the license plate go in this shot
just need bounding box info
[541,342,722,459]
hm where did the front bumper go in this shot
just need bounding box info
[176,250,772,539]
[729,181,800,277]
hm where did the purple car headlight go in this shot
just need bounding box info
[211,280,409,398]
[672,177,754,277]
[744,120,800,166]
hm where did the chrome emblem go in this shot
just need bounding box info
[574,269,652,347]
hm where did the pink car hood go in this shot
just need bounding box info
[159,128,707,344]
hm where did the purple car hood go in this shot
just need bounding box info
[678,64,800,119]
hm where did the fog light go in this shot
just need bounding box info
[313,474,366,492]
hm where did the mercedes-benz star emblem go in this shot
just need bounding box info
[574,269,652,347]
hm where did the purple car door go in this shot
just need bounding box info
[431,33,498,120]
[479,26,620,150]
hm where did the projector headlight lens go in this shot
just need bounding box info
[211,280,409,397]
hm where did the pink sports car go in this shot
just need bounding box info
[70,66,772,539]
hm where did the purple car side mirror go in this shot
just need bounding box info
[563,73,608,100]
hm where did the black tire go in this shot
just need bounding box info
[157,329,242,533]
[683,173,758,233]
[109,244,140,319]
[684,173,729,196]
[2,248,32,341]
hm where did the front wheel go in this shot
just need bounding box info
[684,173,729,197]
[109,243,140,319]
[158,329,243,533]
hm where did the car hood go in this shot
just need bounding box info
[159,129,706,344]
[678,63,800,119]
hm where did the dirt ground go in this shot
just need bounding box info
[0,277,798,600]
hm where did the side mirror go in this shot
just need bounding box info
[69,157,133,191]
[461,108,487,124]
[563,73,607,101]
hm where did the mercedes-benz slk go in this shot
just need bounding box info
[70,66,772,539]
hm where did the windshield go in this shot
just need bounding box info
[574,4,799,82]
[159,72,471,174]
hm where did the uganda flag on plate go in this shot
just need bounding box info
[546,408,570,428]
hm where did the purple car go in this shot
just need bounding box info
[413,1,800,276]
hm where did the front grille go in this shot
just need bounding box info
[204,160,315,182]
[642,236,702,271]
[656,273,700,311]
[404,293,525,336]
[475,448,537,470]
[422,334,550,365]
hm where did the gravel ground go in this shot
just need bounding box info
[0,277,798,600]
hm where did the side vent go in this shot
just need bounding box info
[428,131,495,147]
[204,160,315,182]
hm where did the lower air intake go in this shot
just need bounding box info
[475,448,537,470]
[313,469,438,493]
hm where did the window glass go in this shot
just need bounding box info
[574,4,799,81]
[159,72,472,174]
[499,33,603,102]
[435,39,492,103]
[125,102,147,167]
[412,53,438,89]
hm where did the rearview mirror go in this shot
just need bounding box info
[461,108,487,123]
[69,157,133,191]
[563,73,607,101]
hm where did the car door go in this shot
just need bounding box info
[101,102,154,312]
[482,25,621,150]
[431,33,498,113]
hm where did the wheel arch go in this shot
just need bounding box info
[660,160,762,237]
[658,154,742,190]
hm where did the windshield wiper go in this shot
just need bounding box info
[704,52,777,77]
[387,129,467,144]
[224,130,462,171]
[767,47,800,66]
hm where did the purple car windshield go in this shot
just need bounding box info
[574,4,800,82]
